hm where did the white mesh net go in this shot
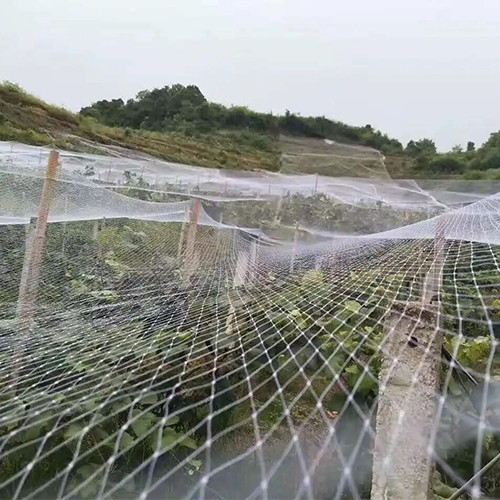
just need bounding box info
[1,142,500,499]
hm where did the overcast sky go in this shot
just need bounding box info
[1,0,499,150]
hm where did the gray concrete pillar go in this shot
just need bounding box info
[371,303,443,500]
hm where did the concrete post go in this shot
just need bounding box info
[371,303,443,500]
[233,247,250,288]
[248,237,259,282]
[225,245,251,337]
[371,217,447,499]
[274,192,284,224]
[422,216,446,304]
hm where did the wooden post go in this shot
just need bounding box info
[13,151,59,391]
[177,222,187,264]
[17,150,59,332]
[184,199,201,282]
[61,194,69,257]
[215,212,224,258]
[248,237,259,282]
[94,218,105,285]
[290,223,300,273]
[16,218,38,317]
[371,216,446,500]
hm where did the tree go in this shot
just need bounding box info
[405,139,437,157]
[78,84,403,152]
[427,155,465,174]
[451,145,463,153]
[467,141,475,152]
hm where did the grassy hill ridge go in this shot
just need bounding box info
[1,81,500,179]
[0,82,278,171]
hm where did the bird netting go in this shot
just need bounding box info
[1,143,500,499]
[279,135,391,179]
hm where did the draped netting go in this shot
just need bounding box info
[1,142,500,499]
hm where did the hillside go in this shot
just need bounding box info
[0,82,278,171]
[1,81,499,179]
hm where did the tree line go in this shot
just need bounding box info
[79,84,403,154]
[79,84,500,178]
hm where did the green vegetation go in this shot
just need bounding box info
[80,84,403,155]
[1,80,500,179]
[0,82,277,171]
[1,189,500,496]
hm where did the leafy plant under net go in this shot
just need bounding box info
[1,144,500,499]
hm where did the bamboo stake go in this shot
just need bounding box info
[184,199,201,282]
[290,223,299,273]
[13,151,59,392]
[17,150,59,332]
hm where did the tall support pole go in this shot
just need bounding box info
[371,304,443,500]
[371,217,446,500]
[225,243,251,337]
[233,246,250,288]
[61,194,69,257]
[274,191,284,225]
[93,218,105,286]
[177,222,187,264]
[184,199,201,282]
[422,216,446,304]
[17,150,59,332]
[248,237,259,282]
[215,211,224,256]
[16,218,38,318]
[290,223,299,273]
[13,151,59,392]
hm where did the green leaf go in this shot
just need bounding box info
[83,398,99,411]
[20,424,45,442]
[344,301,361,312]
[358,374,378,394]
[448,377,462,396]
[75,463,101,478]
[139,393,158,406]
[161,428,181,449]
[328,356,344,374]
[131,412,159,438]
[180,436,197,450]
[63,422,86,441]
[118,431,135,451]
[189,459,202,469]
[80,482,99,499]
[345,365,359,375]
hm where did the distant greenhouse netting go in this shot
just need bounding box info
[2,141,500,213]
[279,135,390,179]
